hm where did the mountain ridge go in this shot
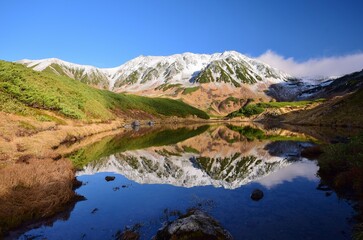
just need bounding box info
[19,52,362,117]
[17,51,292,91]
[0,60,209,120]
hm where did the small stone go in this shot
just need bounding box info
[325,192,332,197]
[251,189,264,201]
[105,176,116,182]
[132,120,140,126]
[115,230,140,240]
[52,154,62,160]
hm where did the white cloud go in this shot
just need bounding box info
[257,50,363,77]
[257,160,318,189]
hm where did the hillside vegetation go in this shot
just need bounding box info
[0,61,209,121]
[226,99,324,119]
[317,134,363,238]
[283,88,363,127]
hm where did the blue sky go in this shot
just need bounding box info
[1,0,363,68]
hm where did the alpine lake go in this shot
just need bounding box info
[12,123,362,240]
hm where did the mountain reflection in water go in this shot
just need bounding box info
[17,124,354,240]
[76,125,316,189]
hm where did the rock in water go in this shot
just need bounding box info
[115,230,140,240]
[154,209,233,240]
[251,189,264,201]
[105,176,116,182]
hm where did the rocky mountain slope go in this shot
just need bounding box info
[17,51,294,115]
[281,87,363,127]
[18,58,113,89]
[297,69,363,100]
[19,53,362,117]
[109,51,291,91]
[18,51,291,91]
[268,69,363,101]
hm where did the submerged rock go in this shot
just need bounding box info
[115,229,140,240]
[301,145,323,159]
[330,136,350,144]
[251,189,264,201]
[154,209,233,240]
[105,176,116,182]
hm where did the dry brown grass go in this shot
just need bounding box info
[0,157,78,236]
[0,112,129,236]
[0,112,58,141]
[0,112,126,165]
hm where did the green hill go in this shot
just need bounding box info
[0,60,209,121]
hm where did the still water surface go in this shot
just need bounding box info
[19,124,354,239]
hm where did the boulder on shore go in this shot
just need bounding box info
[131,121,140,126]
[154,209,233,240]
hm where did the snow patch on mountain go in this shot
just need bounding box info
[18,58,115,90]
[19,58,98,72]
[110,51,292,91]
[17,51,293,92]
[20,52,340,100]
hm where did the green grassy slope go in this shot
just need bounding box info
[226,99,325,119]
[283,89,363,127]
[0,61,209,120]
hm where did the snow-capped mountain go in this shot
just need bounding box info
[18,58,114,89]
[109,51,292,91]
[19,52,345,113]
[17,51,292,92]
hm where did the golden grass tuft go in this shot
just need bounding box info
[0,157,78,236]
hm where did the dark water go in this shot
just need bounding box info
[18,124,354,239]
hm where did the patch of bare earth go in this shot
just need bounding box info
[119,82,271,116]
